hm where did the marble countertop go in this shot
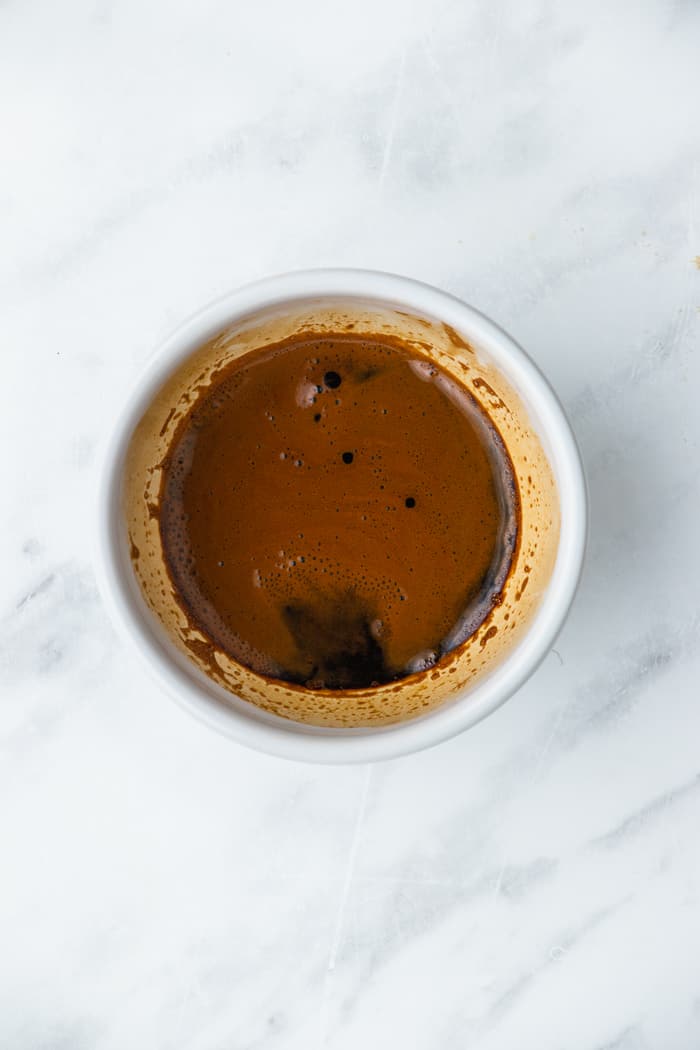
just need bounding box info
[3,1,700,1046]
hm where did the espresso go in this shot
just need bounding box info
[158,333,519,691]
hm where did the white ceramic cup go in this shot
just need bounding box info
[96,269,586,763]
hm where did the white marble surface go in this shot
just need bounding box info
[2,0,700,1046]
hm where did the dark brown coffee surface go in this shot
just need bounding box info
[158,333,519,690]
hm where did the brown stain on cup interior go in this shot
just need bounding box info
[123,300,560,728]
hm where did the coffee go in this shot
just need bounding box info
[157,332,519,691]
[123,297,561,730]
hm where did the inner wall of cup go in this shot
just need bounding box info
[122,297,560,728]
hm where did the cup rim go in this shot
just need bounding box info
[95,268,587,764]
